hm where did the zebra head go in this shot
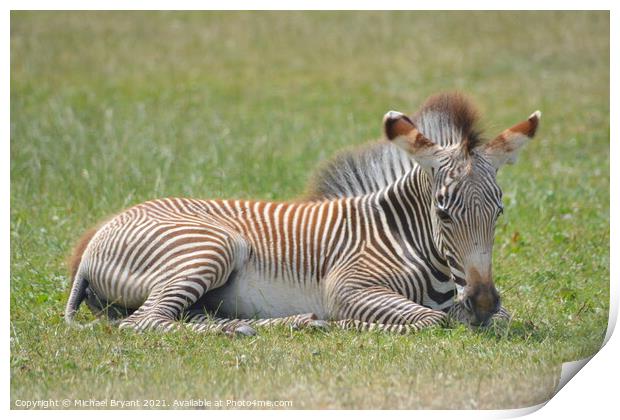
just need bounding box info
[384,109,541,325]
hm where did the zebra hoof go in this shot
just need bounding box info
[234,324,257,337]
[308,320,330,330]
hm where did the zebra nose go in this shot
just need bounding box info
[474,309,495,326]
[467,287,500,326]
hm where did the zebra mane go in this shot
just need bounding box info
[305,92,483,200]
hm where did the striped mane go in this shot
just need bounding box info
[305,92,483,200]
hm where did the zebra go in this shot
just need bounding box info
[64,92,540,335]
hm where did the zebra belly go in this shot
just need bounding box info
[200,268,328,319]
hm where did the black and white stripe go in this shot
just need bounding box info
[64,93,535,334]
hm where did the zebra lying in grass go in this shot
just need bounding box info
[65,92,540,335]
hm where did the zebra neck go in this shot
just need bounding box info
[372,167,450,273]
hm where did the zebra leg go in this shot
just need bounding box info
[183,311,328,335]
[445,301,512,328]
[328,284,449,334]
[246,313,330,330]
[118,275,254,334]
[492,305,511,321]
[117,286,183,332]
[331,319,440,334]
[117,228,252,334]
[182,312,258,336]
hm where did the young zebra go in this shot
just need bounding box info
[65,92,540,335]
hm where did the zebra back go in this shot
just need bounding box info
[305,92,483,200]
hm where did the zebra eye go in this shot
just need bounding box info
[436,208,452,223]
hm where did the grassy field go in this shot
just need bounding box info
[10,11,609,409]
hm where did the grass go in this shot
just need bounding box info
[10,11,609,409]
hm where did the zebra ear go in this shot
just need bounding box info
[481,111,541,169]
[383,110,442,170]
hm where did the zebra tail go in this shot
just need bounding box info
[64,275,88,325]
[64,224,99,325]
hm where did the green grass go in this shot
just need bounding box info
[10,11,609,409]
